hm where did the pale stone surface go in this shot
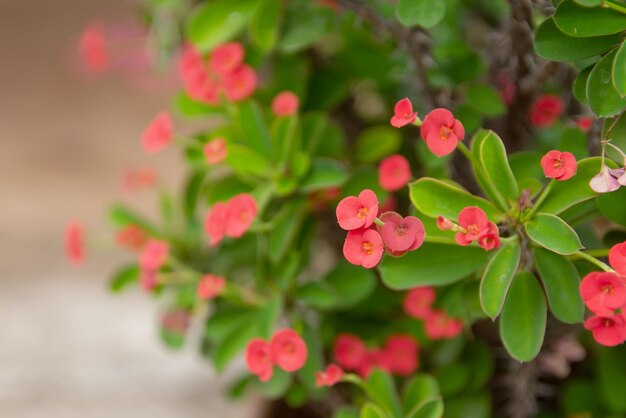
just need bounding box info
[0,1,255,416]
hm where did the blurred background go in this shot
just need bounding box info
[0,1,252,416]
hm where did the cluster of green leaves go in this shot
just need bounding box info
[535,0,626,117]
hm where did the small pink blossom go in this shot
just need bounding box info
[210,42,245,76]
[315,364,344,387]
[121,168,157,192]
[204,202,228,246]
[390,98,417,128]
[140,268,157,292]
[204,138,228,165]
[246,339,274,382]
[424,310,463,340]
[161,310,191,334]
[378,211,425,256]
[436,216,454,231]
[139,239,169,271]
[336,189,379,231]
[477,222,501,251]
[333,334,368,370]
[574,117,593,132]
[142,112,173,154]
[224,193,258,238]
[590,166,624,193]
[115,225,147,250]
[64,222,85,265]
[541,150,577,181]
[343,229,384,268]
[609,242,626,277]
[584,314,626,347]
[197,274,226,300]
[269,329,308,372]
[455,206,489,244]
[272,91,300,116]
[383,334,419,376]
[403,286,436,319]
[223,64,257,102]
[420,108,465,157]
[79,23,109,73]
[530,94,564,127]
[378,155,412,191]
[580,272,626,315]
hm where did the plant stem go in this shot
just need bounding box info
[604,0,626,15]
[424,234,458,245]
[571,250,614,272]
[374,217,385,227]
[526,180,554,220]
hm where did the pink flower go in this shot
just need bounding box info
[436,216,454,231]
[333,333,368,370]
[65,222,85,265]
[477,222,501,251]
[140,268,157,292]
[383,334,419,376]
[161,310,191,334]
[204,202,228,246]
[210,42,245,76]
[121,168,157,192]
[225,193,258,238]
[378,211,425,256]
[584,314,626,347]
[530,94,564,127]
[574,117,593,132]
[590,166,624,193]
[115,225,147,250]
[272,91,300,116]
[183,67,220,105]
[609,242,626,277]
[197,274,226,300]
[378,155,412,192]
[246,338,274,382]
[424,310,463,340]
[455,206,489,245]
[420,108,465,157]
[142,112,173,154]
[139,239,169,271]
[403,286,436,319]
[179,44,204,81]
[336,189,379,231]
[269,329,308,372]
[343,229,384,268]
[541,150,577,181]
[315,364,344,387]
[580,271,626,315]
[204,138,228,165]
[223,64,257,102]
[390,98,417,128]
[79,23,109,73]
[358,349,391,378]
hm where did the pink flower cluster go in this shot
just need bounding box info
[390,99,465,157]
[333,333,419,378]
[197,274,226,300]
[180,42,257,105]
[315,364,345,388]
[581,242,626,346]
[336,189,425,268]
[403,287,463,340]
[203,137,228,165]
[138,239,169,291]
[205,193,258,246]
[245,329,308,382]
[530,94,564,127]
[437,206,501,251]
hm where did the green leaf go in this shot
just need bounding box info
[250,0,280,52]
[406,399,444,418]
[534,248,584,324]
[395,0,445,29]
[256,368,292,399]
[354,126,402,164]
[175,93,222,117]
[108,264,139,293]
[473,130,519,206]
[573,65,593,103]
[434,363,470,397]
[613,40,626,97]
[444,393,491,418]
[280,5,332,53]
[185,0,258,51]
[295,281,338,309]
[403,375,440,414]
[365,369,402,418]
[597,345,626,412]
[479,240,521,320]
[108,204,158,236]
[270,114,300,165]
[598,186,626,227]
[409,178,501,220]
[269,203,304,263]
[573,0,602,6]
[335,408,360,418]
[535,18,622,62]
[587,48,626,117]
[183,171,205,220]
[212,317,259,372]
[226,144,273,178]
[526,213,583,255]
[232,100,272,157]
[499,272,547,361]
[297,322,326,393]
[466,84,506,116]
[553,0,626,37]
[300,158,349,192]
[205,308,257,342]
[378,243,490,289]
[537,157,605,214]
[325,262,377,309]
[360,403,388,418]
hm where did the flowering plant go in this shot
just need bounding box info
[68,0,626,417]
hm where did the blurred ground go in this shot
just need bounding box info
[0,1,253,416]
